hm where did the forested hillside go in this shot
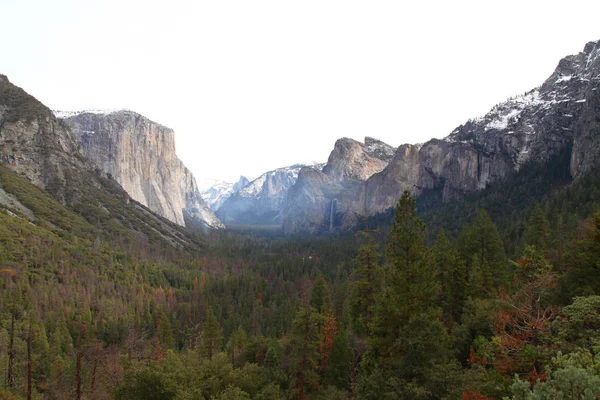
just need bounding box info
[2,156,600,399]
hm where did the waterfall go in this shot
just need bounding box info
[329,198,337,231]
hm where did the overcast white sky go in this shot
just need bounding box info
[2,0,600,184]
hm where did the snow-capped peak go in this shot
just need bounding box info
[239,163,322,199]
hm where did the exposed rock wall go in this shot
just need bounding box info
[62,111,223,229]
[0,75,91,204]
[283,40,600,233]
[282,137,396,233]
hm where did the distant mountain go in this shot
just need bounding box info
[57,110,224,230]
[283,39,600,233]
[216,163,324,226]
[201,176,249,211]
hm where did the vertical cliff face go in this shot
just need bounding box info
[365,39,600,215]
[282,137,396,233]
[283,40,600,233]
[60,111,224,229]
[0,75,91,203]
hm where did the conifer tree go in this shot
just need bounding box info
[324,332,352,391]
[202,307,223,361]
[432,228,467,324]
[467,252,494,299]
[310,274,330,315]
[524,204,551,255]
[349,231,381,336]
[364,190,451,398]
[457,208,508,287]
[288,306,325,400]
[229,325,247,368]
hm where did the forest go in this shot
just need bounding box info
[1,157,600,400]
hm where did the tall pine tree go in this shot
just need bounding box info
[457,208,508,289]
[432,228,467,324]
[349,231,382,336]
[362,190,452,399]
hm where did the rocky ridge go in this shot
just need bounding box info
[201,176,249,211]
[59,110,224,230]
[216,163,324,226]
[282,137,396,233]
[283,40,600,233]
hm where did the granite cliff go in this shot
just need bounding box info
[0,74,90,202]
[284,40,600,233]
[59,111,224,230]
[282,137,396,233]
[0,74,206,248]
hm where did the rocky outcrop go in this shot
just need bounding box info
[0,74,91,203]
[284,40,600,233]
[322,137,395,181]
[282,137,396,233]
[60,111,224,229]
[217,164,323,226]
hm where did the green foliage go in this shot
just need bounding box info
[458,209,509,290]
[433,229,467,323]
[560,212,600,299]
[550,296,600,350]
[116,352,278,400]
[0,77,52,122]
[510,350,600,400]
[363,190,452,398]
[202,307,223,361]
[287,307,326,399]
[324,332,352,391]
[524,204,551,255]
[349,231,381,336]
[310,274,331,315]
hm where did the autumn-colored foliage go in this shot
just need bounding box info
[319,309,338,372]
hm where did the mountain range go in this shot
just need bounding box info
[1,39,599,236]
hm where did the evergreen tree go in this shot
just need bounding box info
[432,229,467,324]
[310,275,330,315]
[324,332,352,391]
[457,208,508,288]
[202,307,223,361]
[229,325,247,368]
[349,231,381,336]
[467,252,493,299]
[363,190,451,398]
[288,307,325,400]
[524,204,551,255]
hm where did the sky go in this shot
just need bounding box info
[2,0,600,185]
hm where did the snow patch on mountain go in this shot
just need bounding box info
[201,176,249,211]
[239,164,312,199]
[53,109,132,119]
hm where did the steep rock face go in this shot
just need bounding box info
[0,75,204,249]
[284,40,600,233]
[201,176,249,211]
[61,111,223,229]
[283,137,395,233]
[322,137,395,181]
[0,75,90,202]
[366,39,600,214]
[217,164,322,226]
